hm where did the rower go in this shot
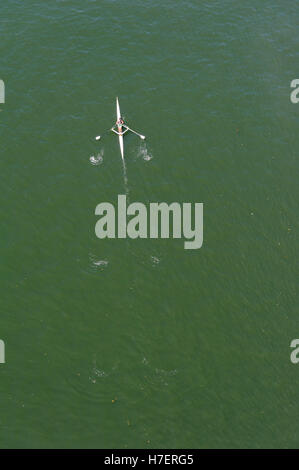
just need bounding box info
[95,97,146,143]
[111,116,128,136]
[117,117,124,126]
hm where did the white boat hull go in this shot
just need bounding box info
[116,97,124,160]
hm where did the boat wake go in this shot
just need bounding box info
[122,158,129,198]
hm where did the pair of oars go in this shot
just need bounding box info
[95,125,145,141]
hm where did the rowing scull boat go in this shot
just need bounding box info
[95,100,146,159]
[116,97,124,160]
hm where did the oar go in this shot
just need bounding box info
[125,126,146,140]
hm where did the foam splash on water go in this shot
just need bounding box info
[155,368,178,376]
[89,368,108,384]
[93,259,108,268]
[89,150,104,165]
[89,253,109,270]
[151,256,160,266]
[138,143,152,161]
[89,355,109,384]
